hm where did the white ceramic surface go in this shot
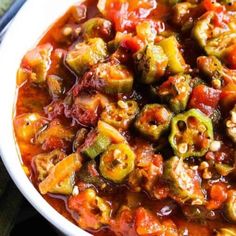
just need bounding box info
[0,1,90,235]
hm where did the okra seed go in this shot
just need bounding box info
[202,168,212,179]
[117,100,128,109]
[199,161,209,170]
[113,149,121,159]
[178,143,188,154]
[63,27,73,36]
[72,186,79,196]
[212,79,221,89]
[209,140,221,152]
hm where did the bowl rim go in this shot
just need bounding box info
[0,0,90,235]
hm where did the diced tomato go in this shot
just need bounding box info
[202,0,228,27]
[135,207,163,235]
[41,136,66,151]
[203,0,225,13]
[120,35,143,53]
[99,0,156,31]
[206,183,228,210]
[188,85,221,116]
[220,82,236,112]
[224,45,236,69]
[162,219,178,236]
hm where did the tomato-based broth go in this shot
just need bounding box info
[14,0,236,235]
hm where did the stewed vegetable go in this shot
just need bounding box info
[163,156,205,204]
[134,44,168,84]
[135,104,173,141]
[169,109,213,158]
[99,143,135,183]
[14,0,236,235]
[101,100,139,130]
[157,74,192,113]
[66,38,107,76]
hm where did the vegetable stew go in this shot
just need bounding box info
[14,0,236,235]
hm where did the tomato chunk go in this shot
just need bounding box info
[135,207,163,235]
[220,82,236,112]
[188,85,221,116]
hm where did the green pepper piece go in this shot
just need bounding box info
[169,109,213,158]
[163,156,205,204]
[95,62,134,94]
[99,143,135,183]
[82,17,114,41]
[217,228,236,236]
[80,130,111,159]
[225,190,236,223]
[135,104,173,141]
[101,100,139,130]
[66,38,107,76]
[134,44,168,84]
[158,36,187,74]
[157,74,192,113]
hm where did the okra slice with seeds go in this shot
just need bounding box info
[101,100,139,130]
[99,143,135,183]
[169,109,213,158]
[157,74,192,113]
[95,62,134,94]
[135,104,173,141]
[216,228,236,236]
[163,156,205,204]
[134,44,168,84]
[66,37,108,76]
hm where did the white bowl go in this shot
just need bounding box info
[0,0,90,235]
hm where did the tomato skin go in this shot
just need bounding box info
[135,207,163,235]
[120,35,143,53]
[206,183,228,210]
[220,82,236,112]
[188,85,221,116]
[224,45,236,69]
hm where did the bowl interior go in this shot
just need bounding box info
[0,0,90,235]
